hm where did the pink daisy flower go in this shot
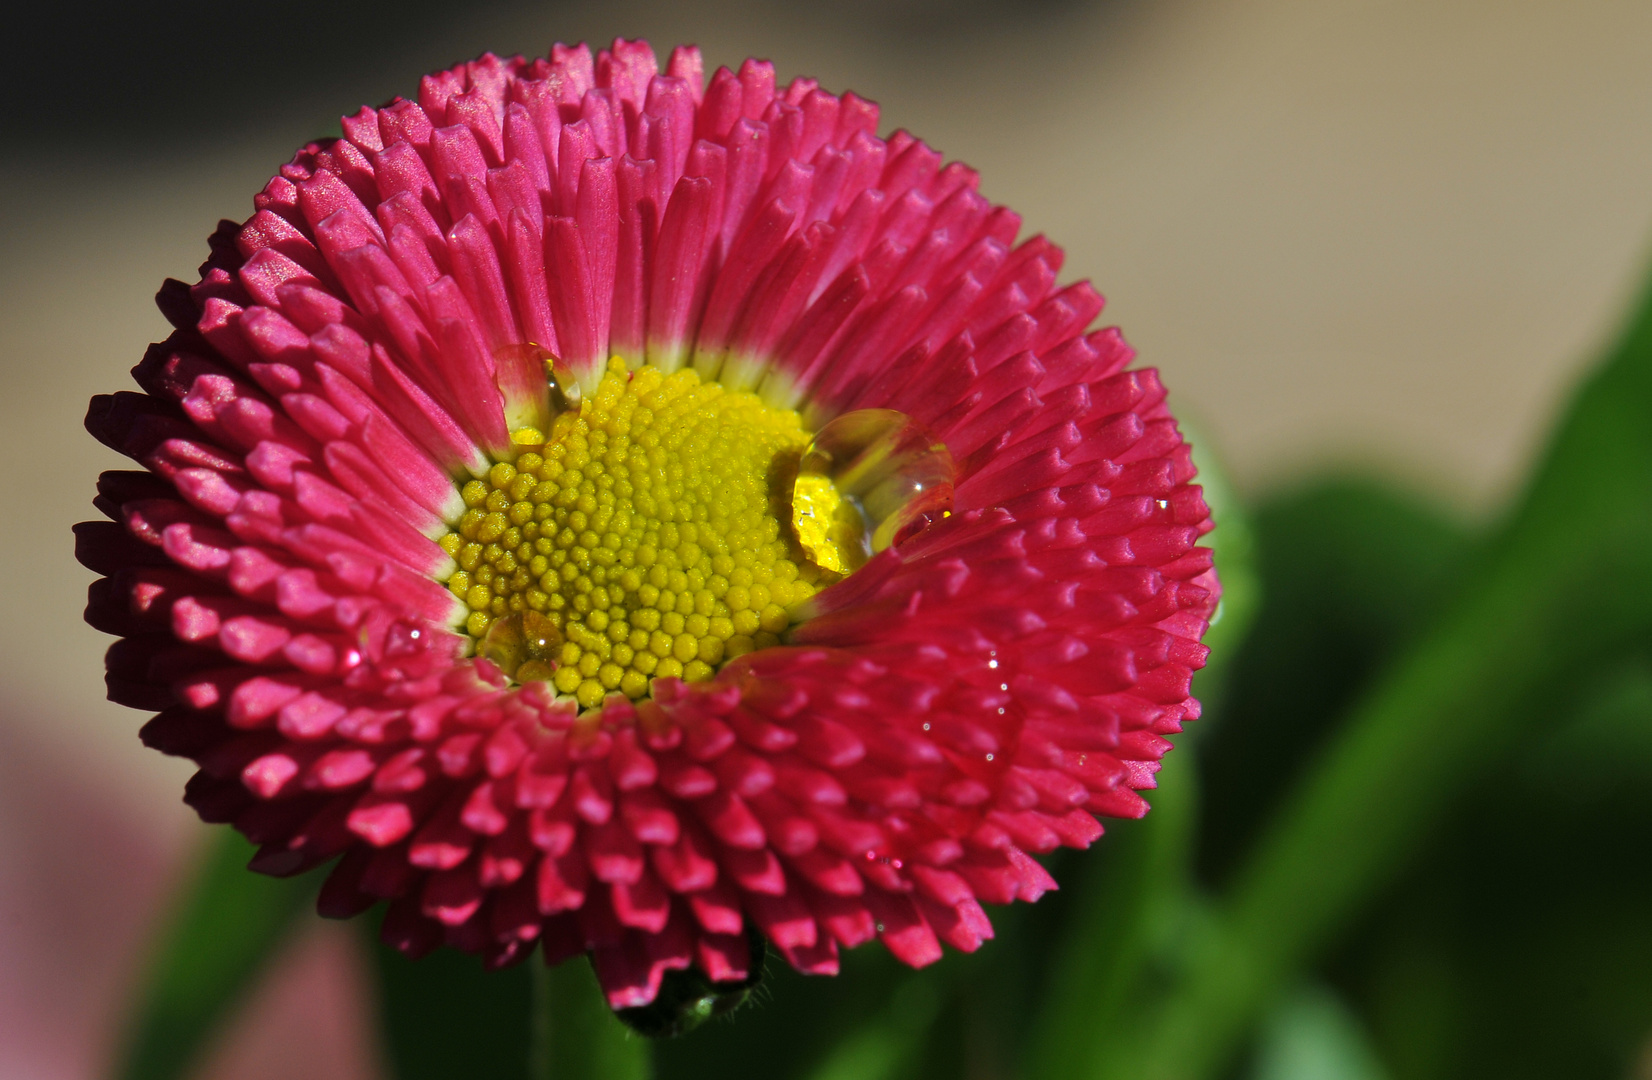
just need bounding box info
[81,39,1217,1015]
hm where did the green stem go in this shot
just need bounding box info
[533,959,653,1080]
[531,962,553,1080]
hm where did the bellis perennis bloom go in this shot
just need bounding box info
[81,39,1218,1016]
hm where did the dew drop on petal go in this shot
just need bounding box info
[790,408,955,574]
[510,426,547,449]
[480,614,524,673]
[522,610,563,655]
[493,342,559,436]
[481,609,564,681]
[383,620,425,658]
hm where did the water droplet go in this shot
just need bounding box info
[999,683,1008,692]
[987,659,999,669]
[985,752,995,762]
[1156,498,1170,510]
[510,426,546,447]
[875,922,887,934]
[922,722,931,731]
[481,609,564,681]
[493,343,560,435]
[384,620,425,658]
[996,708,1005,716]
[791,408,955,574]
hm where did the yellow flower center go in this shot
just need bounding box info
[436,358,830,708]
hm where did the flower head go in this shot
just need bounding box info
[81,39,1217,1013]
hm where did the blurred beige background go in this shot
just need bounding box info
[4,0,1651,1076]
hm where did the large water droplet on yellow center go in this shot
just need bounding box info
[790,409,955,574]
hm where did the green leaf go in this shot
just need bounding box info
[1198,479,1471,887]
[1343,657,1652,1079]
[1109,257,1652,1080]
[115,827,317,1080]
[1250,985,1389,1080]
[368,930,650,1080]
[802,976,942,1080]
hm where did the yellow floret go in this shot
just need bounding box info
[437,359,818,704]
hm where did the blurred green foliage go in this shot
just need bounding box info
[369,935,535,1079]
[113,266,1652,1080]
[1335,657,1652,1080]
[368,930,648,1080]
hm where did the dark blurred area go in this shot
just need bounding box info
[5,0,1086,155]
[5,0,567,165]
[4,0,500,150]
